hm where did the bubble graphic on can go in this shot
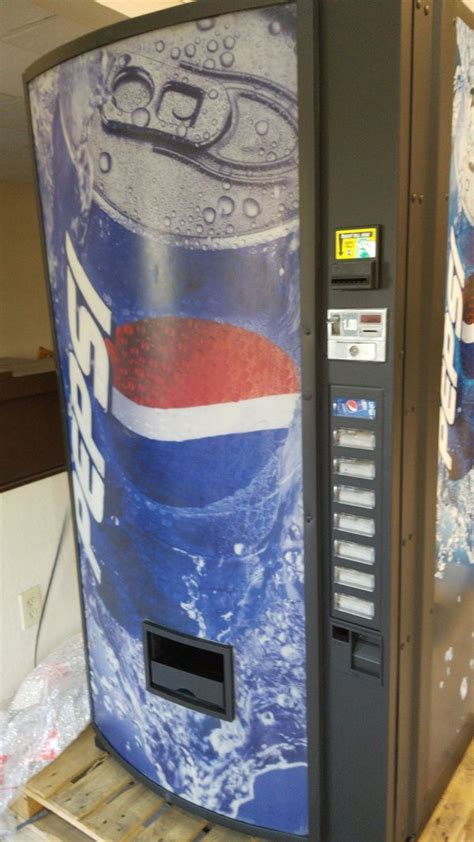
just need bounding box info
[91,35,298,244]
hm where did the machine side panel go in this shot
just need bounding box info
[427,7,474,802]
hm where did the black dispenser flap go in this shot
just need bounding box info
[143,621,234,720]
[150,661,225,708]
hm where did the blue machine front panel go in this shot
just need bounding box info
[29,4,309,835]
[429,15,473,790]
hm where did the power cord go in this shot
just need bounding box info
[33,508,70,668]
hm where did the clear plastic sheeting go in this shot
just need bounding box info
[0,634,90,834]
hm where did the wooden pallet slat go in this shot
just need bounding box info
[48,755,132,821]
[25,729,102,802]
[10,792,45,821]
[82,780,164,841]
[138,804,208,842]
[24,811,92,841]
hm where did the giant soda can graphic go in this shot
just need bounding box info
[429,15,473,790]
[29,4,309,836]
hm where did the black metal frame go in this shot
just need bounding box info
[317,2,415,840]
[23,1,320,840]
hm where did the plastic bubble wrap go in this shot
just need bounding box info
[0,634,90,833]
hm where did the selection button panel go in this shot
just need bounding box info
[330,386,383,629]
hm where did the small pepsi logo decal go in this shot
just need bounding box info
[346,399,358,412]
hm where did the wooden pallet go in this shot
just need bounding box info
[11,727,259,841]
[10,728,473,841]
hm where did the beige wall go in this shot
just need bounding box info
[0,183,81,706]
[0,180,53,359]
[0,473,81,706]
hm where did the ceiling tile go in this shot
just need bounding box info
[0,0,52,38]
[0,42,38,96]
[2,15,89,55]
[95,0,193,14]
[28,0,124,28]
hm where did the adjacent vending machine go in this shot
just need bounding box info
[24,0,473,839]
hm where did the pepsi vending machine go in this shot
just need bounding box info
[25,1,472,840]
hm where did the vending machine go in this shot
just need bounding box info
[24,1,472,840]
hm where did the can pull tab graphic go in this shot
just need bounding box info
[101,53,298,183]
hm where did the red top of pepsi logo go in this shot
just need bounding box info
[108,317,299,408]
[346,399,358,412]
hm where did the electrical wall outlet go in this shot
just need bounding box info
[18,585,42,630]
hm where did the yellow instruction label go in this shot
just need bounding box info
[335,227,377,260]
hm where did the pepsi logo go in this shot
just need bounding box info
[107,317,300,507]
[346,399,359,413]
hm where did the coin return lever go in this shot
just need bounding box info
[332,625,382,681]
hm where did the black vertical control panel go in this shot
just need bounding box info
[329,386,383,630]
